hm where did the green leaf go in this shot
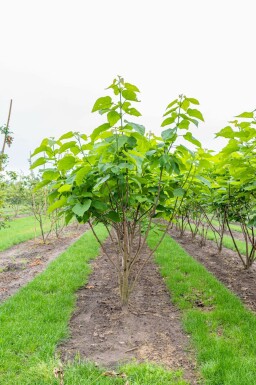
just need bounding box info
[91,123,110,141]
[33,179,51,192]
[183,132,201,147]
[178,119,190,129]
[196,175,211,187]
[30,157,47,169]
[75,166,91,186]
[80,192,93,198]
[181,99,190,111]
[92,96,112,112]
[122,89,139,101]
[42,170,60,180]
[161,128,176,141]
[59,131,74,140]
[161,117,176,127]
[70,145,80,155]
[216,126,234,138]
[58,184,72,192]
[58,155,76,172]
[118,162,134,170]
[124,82,140,92]
[105,211,121,222]
[159,154,169,167]
[107,110,121,126]
[48,197,67,213]
[123,151,143,174]
[72,199,92,217]
[115,135,130,148]
[65,212,73,225]
[92,201,108,211]
[31,145,50,157]
[187,108,204,121]
[221,139,239,155]
[180,114,199,127]
[58,141,77,154]
[122,102,141,116]
[173,188,185,197]
[187,98,199,105]
[235,111,254,118]
[166,99,178,109]
[130,176,143,190]
[124,121,145,135]
[94,174,110,190]
[58,155,76,171]
[163,107,178,117]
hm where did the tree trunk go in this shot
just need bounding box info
[120,269,129,307]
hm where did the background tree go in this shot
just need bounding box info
[0,99,13,229]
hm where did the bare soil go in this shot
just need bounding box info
[169,228,256,313]
[59,238,199,384]
[0,223,89,303]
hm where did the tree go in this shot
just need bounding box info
[31,77,203,306]
[0,100,13,171]
[0,99,14,229]
[215,110,256,268]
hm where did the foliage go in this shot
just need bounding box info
[31,76,204,305]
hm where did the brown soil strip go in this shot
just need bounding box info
[0,223,89,303]
[169,228,256,313]
[59,238,199,385]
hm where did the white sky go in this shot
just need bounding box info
[0,0,255,172]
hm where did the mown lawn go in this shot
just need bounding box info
[148,232,256,385]
[0,215,52,251]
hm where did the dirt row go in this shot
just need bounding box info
[0,223,89,303]
[59,237,199,384]
[169,228,256,313]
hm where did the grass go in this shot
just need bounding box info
[147,232,256,385]
[62,361,188,385]
[183,222,248,257]
[210,219,241,233]
[206,229,247,255]
[3,204,32,217]
[0,215,51,251]
[0,226,188,385]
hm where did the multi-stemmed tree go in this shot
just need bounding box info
[31,77,204,306]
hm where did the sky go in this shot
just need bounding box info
[0,0,255,172]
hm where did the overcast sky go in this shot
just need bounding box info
[0,0,255,172]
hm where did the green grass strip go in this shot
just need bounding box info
[0,215,52,251]
[185,222,247,256]
[62,361,188,385]
[0,226,187,385]
[210,219,241,233]
[0,226,108,384]
[147,232,256,385]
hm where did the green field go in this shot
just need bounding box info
[0,215,51,251]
